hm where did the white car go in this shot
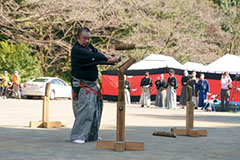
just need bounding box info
[22,77,72,100]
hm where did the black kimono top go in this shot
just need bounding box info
[125,80,131,91]
[155,80,168,90]
[167,76,178,89]
[140,77,153,87]
[71,42,108,81]
[181,75,190,86]
[189,77,198,96]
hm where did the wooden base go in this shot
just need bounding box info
[30,121,62,128]
[152,131,177,138]
[97,140,144,152]
[171,128,207,137]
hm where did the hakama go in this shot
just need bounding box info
[71,78,103,142]
[166,86,177,109]
[139,86,151,106]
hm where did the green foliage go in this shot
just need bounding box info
[0,34,7,42]
[15,0,28,6]
[156,12,176,20]
[221,21,233,33]
[2,0,239,79]
[0,41,41,82]
[214,0,240,54]
[58,71,71,85]
[214,0,240,8]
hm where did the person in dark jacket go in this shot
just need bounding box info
[188,71,198,109]
[70,27,119,144]
[166,69,178,109]
[155,74,168,108]
[180,70,190,107]
[196,73,210,109]
[140,72,152,107]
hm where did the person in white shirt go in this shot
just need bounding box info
[124,75,131,105]
[220,72,232,112]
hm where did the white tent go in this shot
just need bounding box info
[183,62,205,72]
[203,54,240,74]
[128,54,184,70]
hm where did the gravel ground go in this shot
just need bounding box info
[0,98,240,160]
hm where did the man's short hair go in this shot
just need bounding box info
[169,69,175,74]
[76,27,91,38]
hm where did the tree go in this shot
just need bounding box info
[214,0,240,54]
[0,0,239,82]
[0,41,41,82]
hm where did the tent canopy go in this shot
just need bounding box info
[128,54,184,70]
[203,54,240,74]
[183,62,205,72]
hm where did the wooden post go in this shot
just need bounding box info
[115,43,136,50]
[170,85,207,137]
[42,83,50,122]
[186,101,194,130]
[187,85,192,102]
[117,72,125,142]
[30,83,62,128]
[97,58,144,152]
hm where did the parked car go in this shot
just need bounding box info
[22,77,72,100]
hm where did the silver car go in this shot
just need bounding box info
[22,77,72,100]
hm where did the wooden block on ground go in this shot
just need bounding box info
[197,130,208,136]
[171,128,187,136]
[97,140,116,150]
[115,141,125,152]
[29,121,44,128]
[125,142,144,151]
[43,121,62,128]
[188,129,199,137]
[152,131,177,138]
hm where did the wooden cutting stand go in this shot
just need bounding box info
[97,58,144,152]
[171,86,207,137]
[29,83,62,128]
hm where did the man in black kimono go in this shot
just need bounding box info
[71,27,119,144]
[155,74,168,108]
[140,72,152,107]
[189,71,198,109]
[180,70,190,107]
[166,69,178,109]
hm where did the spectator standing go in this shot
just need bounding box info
[180,70,190,107]
[166,69,178,109]
[189,71,198,109]
[196,73,210,109]
[12,71,21,99]
[220,72,232,112]
[124,75,131,105]
[140,72,152,107]
[155,74,167,108]
[1,71,9,99]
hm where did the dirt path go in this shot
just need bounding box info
[0,99,239,160]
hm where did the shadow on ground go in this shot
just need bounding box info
[0,125,240,160]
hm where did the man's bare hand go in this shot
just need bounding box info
[105,55,112,59]
[107,57,120,64]
[207,92,211,95]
